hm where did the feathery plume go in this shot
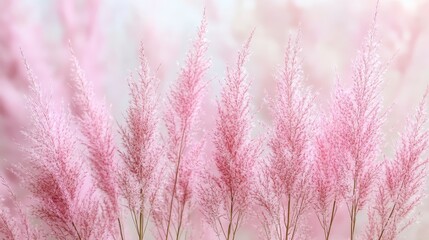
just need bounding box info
[69,49,120,236]
[255,34,315,240]
[2,6,429,239]
[313,116,346,240]
[0,177,40,239]
[155,12,210,240]
[200,32,260,240]
[333,21,385,240]
[22,62,106,239]
[118,46,162,240]
[366,89,429,240]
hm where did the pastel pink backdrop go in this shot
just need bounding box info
[1,0,429,239]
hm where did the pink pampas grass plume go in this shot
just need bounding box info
[21,62,107,239]
[366,89,429,240]
[199,32,261,240]
[333,16,386,239]
[118,46,162,239]
[69,50,120,236]
[0,177,41,239]
[154,12,210,240]
[255,34,315,240]
[312,116,347,240]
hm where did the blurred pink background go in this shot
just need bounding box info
[1,0,429,239]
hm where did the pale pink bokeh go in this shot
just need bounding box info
[2,0,429,239]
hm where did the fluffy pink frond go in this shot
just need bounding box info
[366,89,429,240]
[255,34,315,240]
[312,116,347,239]
[69,50,119,232]
[3,5,429,239]
[118,46,162,239]
[0,178,41,240]
[22,63,106,240]
[164,14,210,146]
[332,21,385,239]
[155,13,210,240]
[200,33,261,240]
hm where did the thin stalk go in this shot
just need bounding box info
[326,200,337,240]
[291,196,305,240]
[226,196,234,240]
[72,221,82,240]
[350,179,357,240]
[131,210,140,239]
[377,203,397,240]
[378,179,406,240]
[176,203,186,240]
[165,124,187,240]
[285,196,291,240]
[350,204,357,240]
[315,214,326,239]
[139,211,144,240]
[283,206,288,240]
[118,218,125,240]
[232,212,242,240]
[276,213,282,240]
[143,207,153,237]
[218,219,227,239]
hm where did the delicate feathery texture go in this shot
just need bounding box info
[0,0,54,187]
[22,63,107,240]
[254,35,314,240]
[199,33,260,240]
[118,46,162,239]
[366,89,429,240]
[3,7,429,239]
[0,1,108,191]
[69,50,119,235]
[154,13,210,240]
[333,19,385,239]
[0,177,41,240]
[312,116,346,240]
